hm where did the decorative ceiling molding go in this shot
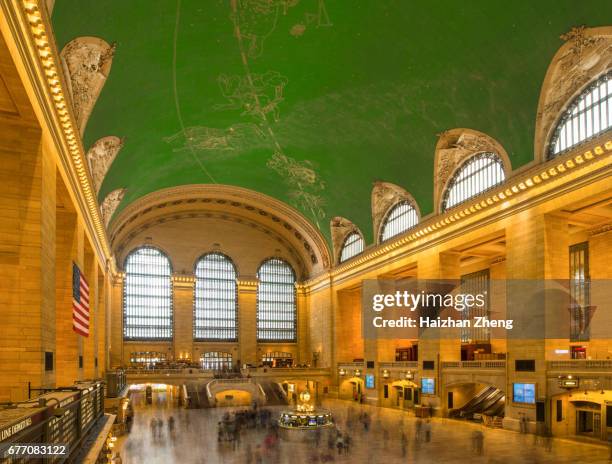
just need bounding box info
[59,36,114,135]
[86,135,123,194]
[1,1,112,268]
[108,184,331,273]
[323,139,612,282]
[371,181,420,243]
[535,26,612,161]
[434,128,511,213]
[100,188,125,227]
[115,210,309,279]
[330,216,359,265]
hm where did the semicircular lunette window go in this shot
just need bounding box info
[339,231,364,263]
[123,246,173,340]
[441,153,506,212]
[194,252,237,342]
[549,71,612,159]
[380,201,419,242]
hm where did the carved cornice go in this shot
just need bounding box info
[371,181,420,243]
[60,36,114,135]
[535,26,612,161]
[303,139,612,287]
[86,135,123,193]
[330,216,360,265]
[115,210,309,279]
[0,1,112,265]
[589,223,612,237]
[100,188,125,227]
[434,128,511,212]
[108,184,331,271]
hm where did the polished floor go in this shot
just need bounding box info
[116,389,610,463]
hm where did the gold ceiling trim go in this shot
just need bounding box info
[322,140,612,282]
[18,1,112,262]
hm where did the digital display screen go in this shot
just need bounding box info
[513,383,535,404]
[421,378,435,394]
[365,374,375,389]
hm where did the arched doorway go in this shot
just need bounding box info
[339,377,364,402]
[386,380,419,409]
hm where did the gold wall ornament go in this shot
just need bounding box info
[371,181,419,242]
[86,136,124,194]
[59,36,115,135]
[4,0,113,266]
[100,188,126,227]
[433,129,511,212]
[535,26,612,160]
[330,216,360,264]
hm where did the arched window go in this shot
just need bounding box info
[257,258,296,342]
[200,351,233,370]
[123,246,172,340]
[339,231,364,263]
[549,72,612,158]
[380,201,419,242]
[441,153,505,211]
[194,253,237,341]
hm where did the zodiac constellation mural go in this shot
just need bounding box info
[164,123,266,156]
[267,152,326,225]
[215,71,289,122]
[290,0,332,37]
[225,0,331,225]
[229,0,301,59]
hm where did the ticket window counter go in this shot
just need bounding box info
[577,410,601,436]
[392,385,418,409]
[574,402,602,437]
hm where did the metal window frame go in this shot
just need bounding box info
[200,351,233,370]
[339,231,365,263]
[380,200,419,243]
[123,246,173,341]
[256,257,297,343]
[548,71,612,159]
[569,241,590,342]
[441,152,505,212]
[193,252,238,342]
[460,268,491,344]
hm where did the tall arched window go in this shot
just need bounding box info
[441,153,505,211]
[380,201,419,242]
[194,252,238,341]
[339,231,364,263]
[123,246,172,340]
[257,258,296,342]
[549,71,611,159]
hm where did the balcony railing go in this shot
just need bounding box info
[379,361,419,369]
[547,360,612,370]
[337,362,366,368]
[441,360,506,370]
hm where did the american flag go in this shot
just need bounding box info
[72,263,90,337]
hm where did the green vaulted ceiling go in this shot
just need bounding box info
[52,1,612,243]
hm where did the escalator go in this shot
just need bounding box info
[184,381,211,408]
[259,382,289,406]
[449,385,505,420]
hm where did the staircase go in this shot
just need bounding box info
[259,382,289,406]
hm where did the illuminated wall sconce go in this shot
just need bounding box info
[382,369,389,378]
[339,368,346,376]
[354,369,361,377]
[405,371,414,380]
